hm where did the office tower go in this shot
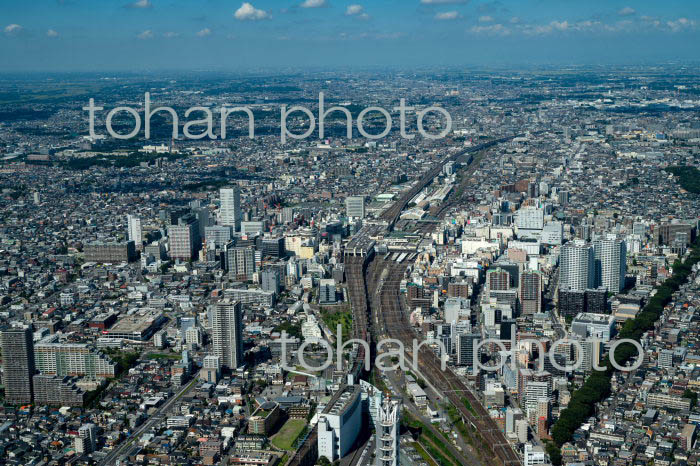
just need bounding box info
[319,279,336,304]
[500,319,516,341]
[559,240,595,292]
[180,316,196,334]
[204,225,232,249]
[241,221,265,236]
[1,328,35,404]
[226,245,255,280]
[318,385,362,462]
[558,190,569,206]
[345,196,365,219]
[282,207,294,224]
[33,191,41,205]
[168,214,200,261]
[127,214,143,251]
[486,267,511,293]
[375,399,400,466]
[193,207,211,240]
[593,236,627,293]
[444,297,470,323]
[220,186,241,231]
[261,237,285,258]
[261,268,281,295]
[211,299,243,370]
[515,206,544,231]
[83,241,136,263]
[519,270,543,315]
[76,423,97,454]
[456,333,480,367]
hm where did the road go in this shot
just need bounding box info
[98,377,198,466]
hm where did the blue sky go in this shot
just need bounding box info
[1,0,699,71]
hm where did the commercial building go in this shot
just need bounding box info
[226,245,255,281]
[211,299,243,370]
[571,313,616,342]
[1,328,35,404]
[519,270,543,315]
[168,215,200,261]
[104,310,167,341]
[345,196,365,219]
[84,241,136,263]
[319,279,336,304]
[318,385,362,462]
[456,333,480,367]
[224,288,275,307]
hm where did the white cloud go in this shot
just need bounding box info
[421,0,469,4]
[470,23,509,35]
[196,28,211,36]
[346,4,364,15]
[479,15,493,22]
[435,11,459,20]
[4,24,23,35]
[301,0,327,8]
[509,16,520,24]
[125,0,152,9]
[163,31,179,38]
[667,17,696,32]
[522,20,569,35]
[234,2,269,20]
[46,29,59,37]
[618,7,635,17]
[137,29,154,39]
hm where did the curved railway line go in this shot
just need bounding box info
[289,136,520,466]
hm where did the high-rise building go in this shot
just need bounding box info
[560,240,595,292]
[319,279,336,304]
[168,214,200,261]
[1,328,35,404]
[76,423,98,454]
[204,225,232,249]
[211,299,243,370]
[456,333,480,367]
[515,206,544,231]
[33,375,85,407]
[127,214,143,251]
[345,196,365,219]
[318,385,362,462]
[220,186,241,231]
[593,236,627,293]
[261,269,281,295]
[486,267,511,293]
[375,399,400,466]
[519,270,543,315]
[35,341,116,378]
[226,245,255,280]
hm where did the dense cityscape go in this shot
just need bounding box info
[2,1,700,465]
[0,66,698,466]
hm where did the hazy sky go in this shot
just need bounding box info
[1,0,699,71]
